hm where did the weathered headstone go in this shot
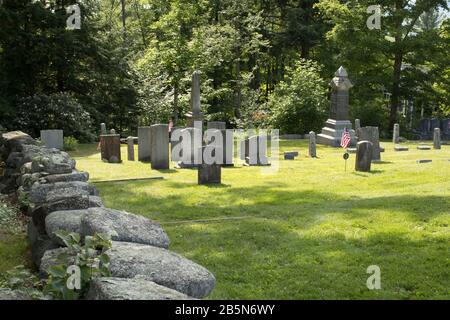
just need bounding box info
[433,128,441,150]
[100,134,122,163]
[317,67,356,147]
[207,122,226,130]
[186,71,204,129]
[355,141,373,172]
[356,126,381,161]
[100,123,107,135]
[150,124,169,170]
[355,119,361,132]
[393,123,400,144]
[198,164,221,184]
[417,145,431,150]
[177,127,202,168]
[127,137,135,161]
[240,138,250,161]
[138,127,152,162]
[245,136,270,166]
[309,131,317,158]
[110,129,116,134]
[40,130,64,150]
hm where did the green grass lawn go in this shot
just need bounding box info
[69,140,448,299]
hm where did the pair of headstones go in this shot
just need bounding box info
[136,125,170,169]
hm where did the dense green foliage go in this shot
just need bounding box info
[0,0,448,136]
[44,231,112,300]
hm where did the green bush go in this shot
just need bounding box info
[0,265,45,300]
[14,93,95,142]
[44,231,112,300]
[63,137,79,152]
[268,60,328,134]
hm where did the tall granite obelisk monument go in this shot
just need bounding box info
[317,66,356,147]
[186,71,204,128]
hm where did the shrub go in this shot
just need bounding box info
[268,60,328,134]
[63,137,79,152]
[44,231,112,300]
[14,93,95,142]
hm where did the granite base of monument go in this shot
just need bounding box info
[317,120,357,147]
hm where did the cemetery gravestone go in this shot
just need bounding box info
[100,134,122,163]
[355,141,373,172]
[100,123,107,135]
[40,130,64,150]
[309,131,317,158]
[178,127,202,168]
[198,147,221,185]
[245,136,270,166]
[356,126,381,161]
[151,124,170,170]
[284,151,299,160]
[186,71,204,129]
[138,127,152,162]
[433,128,441,150]
[317,67,356,147]
[127,137,135,161]
[355,119,361,132]
[393,123,400,144]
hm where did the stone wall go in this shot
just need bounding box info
[0,131,215,300]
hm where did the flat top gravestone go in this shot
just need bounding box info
[394,146,409,152]
[355,141,373,172]
[40,130,64,150]
[393,123,400,144]
[309,131,317,158]
[151,124,169,170]
[356,127,381,161]
[127,136,135,161]
[207,122,226,130]
[138,127,152,162]
[317,67,356,147]
[433,128,441,150]
[417,145,431,150]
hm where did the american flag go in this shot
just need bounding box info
[341,128,351,149]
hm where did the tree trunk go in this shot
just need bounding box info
[173,82,179,125]
[390,40,403,131]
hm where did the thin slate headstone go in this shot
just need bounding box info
[127,137,135,161]
[355,141,373,172]
[393,123,400,144]
[138,127,152,162]
[150,124,170,170]
[309,131,317,158]
[355,119,361,132]
[40,130,64,150]
[433,128,441,150]
[356,126,381,161]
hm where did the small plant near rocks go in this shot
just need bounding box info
[0,265,46,299]
[44,231,112,300]
[0,199,27,235]
[63,136,79,151]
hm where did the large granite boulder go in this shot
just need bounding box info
[86,277,194,300]
[0,131,37,152]
[28,181,94,205]
[31,151,76,175]
[45,210,87,245]
[107,241,215,298]
[81,208,169,249]
[40,171,89,184]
